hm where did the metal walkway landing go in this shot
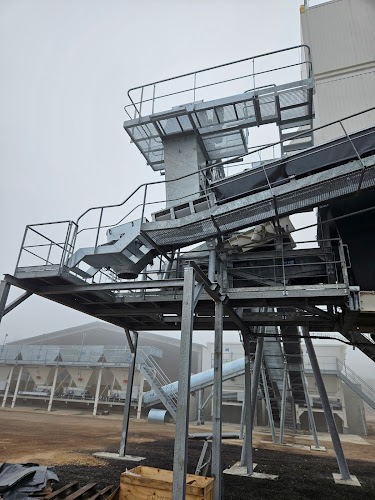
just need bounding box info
[123,45,314,170]
[124,79,314,169]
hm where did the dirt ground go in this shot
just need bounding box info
[1,407,375,499]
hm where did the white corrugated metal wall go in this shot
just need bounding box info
[301,0,375,143]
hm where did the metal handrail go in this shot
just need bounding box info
[142,354,178,405]
[17,106,375,276]
[336,358,375,403]
[125,45,313,119]
[74,106,375,240]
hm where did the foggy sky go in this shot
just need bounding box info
[0,0,373,379]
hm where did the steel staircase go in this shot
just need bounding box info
[139,354,178,420]
[69,219,157,279]
[336,359,375,411]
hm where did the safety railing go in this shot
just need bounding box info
[124,45,312,120]
[142,352,178,407]
[14,106,375,283]
[336,358,375,405]
[15,220,77,272]
[0,345,163,366]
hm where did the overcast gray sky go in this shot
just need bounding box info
[1,0,373,381]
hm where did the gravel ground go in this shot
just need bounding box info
[2,408,375,499]
[55,437,375,499]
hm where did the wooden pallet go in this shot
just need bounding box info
[33,481,119,500]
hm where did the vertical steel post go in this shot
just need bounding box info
[93,367,103,416]
[240,334,252,473]
[119,330,139,457]
[301,368,320,448]
[261,364,277,444]
[11,366,23,408]
[239,399,245,439]
[47,366,59,412]
[137,374,144,420]
[241,334,264,471]
[207,239,216,283]
[250,336,265,426]
[279,363,288,444]
[2,365,14,407]
[172,267,195,500]
[212,299,223,499]
[0,281,11,327]
[305,332,351,480]
[197,389,203,425]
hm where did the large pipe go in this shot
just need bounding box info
[143,357,245,406]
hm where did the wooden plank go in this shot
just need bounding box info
[42,482,80,500]
[65,483,97,500]
[87,485,113,500]
[103,486,119,500]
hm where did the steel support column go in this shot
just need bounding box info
[261,364,277,443]
[172,267,195,500]
[137,374,144,420]
[240,333,252,473]
[2,365,14,407]
[241,333,264,471]
[119,330,139,457]
[47,366,59,412]
[301,367,320,448]
[93,367,103,416]
[212,299,223,499]
[11,366,23,409]
[197,389,203,425]
[207,239,216,283]
[279,363,288,444]
[305,331,351,480]
[239,399,245,439]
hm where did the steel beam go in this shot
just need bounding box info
[119,330,139,457]
[0,281,11,326]
[4,274,183,294]
[3,291,33,317]
[172,267,195,500]
[212,299,223,499]
[305,329,352,480]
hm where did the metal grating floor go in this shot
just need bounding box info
[124,79,314,170]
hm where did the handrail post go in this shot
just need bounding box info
[338,239,349,287]
[141,184,148,223]
[15,226,28,271]
[94,208,104,253]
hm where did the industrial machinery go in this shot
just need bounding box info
[1,42,375,498]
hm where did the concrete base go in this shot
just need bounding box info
[332,473,361,487]
[260,441,310,451]
[224,462,278,481]
[93,452,145,462]
[311,445,327,451]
